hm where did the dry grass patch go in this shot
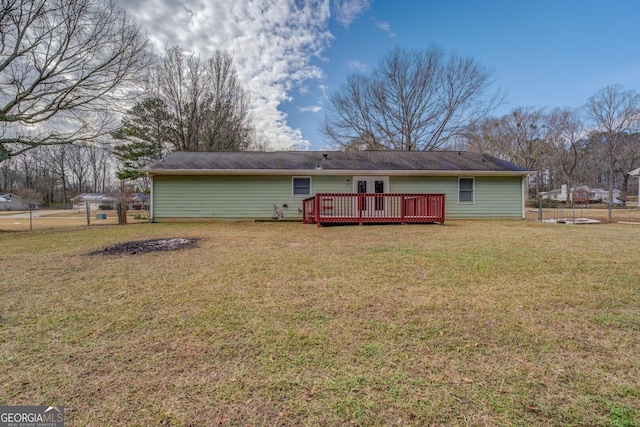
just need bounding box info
[0,211,148,231]
[526,207,640,223]
[1,221,639,426]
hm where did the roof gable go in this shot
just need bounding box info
[0,193,23,201]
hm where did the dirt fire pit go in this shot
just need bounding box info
[90,238,199,255]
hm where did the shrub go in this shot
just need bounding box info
[528,198,558,208]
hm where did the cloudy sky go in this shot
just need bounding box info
[117,0,640,150]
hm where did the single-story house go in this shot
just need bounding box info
[591,187,621,202]
[0,195,10,210]
[540,185,621,203]
[72,192,150,210]
[0,193,40,210]
[72,193,117,210]
[142,150,535,223]
[539,187,564,202]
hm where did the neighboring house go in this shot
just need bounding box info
[72,192,150,210]
[72,193,117,210]
[142,151,535,222]
[0,195,10,211]
[631,167,640,203]
[573,186,591,204]
[0,193,40,210]
[590,187,621,202]
[540,185,620,203]
[131,193,150,210]
[539,187,566,202]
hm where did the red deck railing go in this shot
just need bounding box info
[302,193,445,226]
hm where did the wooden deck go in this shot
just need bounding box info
[302,193,445,226]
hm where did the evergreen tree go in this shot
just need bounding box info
[112,98,171,185]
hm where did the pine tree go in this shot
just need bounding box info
[112,98,170,184]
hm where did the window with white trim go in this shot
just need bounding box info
[458,177,474,203]
[292,176,311,196]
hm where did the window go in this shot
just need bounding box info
[459,177,474,203]
[292,177,311,196]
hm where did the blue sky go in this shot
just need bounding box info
[119,0,640,150]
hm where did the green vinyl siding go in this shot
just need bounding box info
[390,176,523,218]
[152,174,523,221]
[152,175,352,220]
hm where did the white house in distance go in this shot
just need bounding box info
[72,192,150,210]
[0,195,9,210]
[540,185,620,204]
[0,193,40,210]
[72,193,117,210]
[631,166,640,203]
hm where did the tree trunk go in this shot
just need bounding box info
[117,202,127,225]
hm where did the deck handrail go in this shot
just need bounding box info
[303,193,444,226]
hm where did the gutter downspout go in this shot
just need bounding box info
[149,173,154,222]
[522,175,528,220]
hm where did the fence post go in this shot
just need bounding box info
[538,195,542,222]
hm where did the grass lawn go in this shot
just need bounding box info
[0,210,148,232]
[1,220,639,426]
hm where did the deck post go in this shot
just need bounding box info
[302,199,307,224]
[400,194,405,225]
[314,194,321,227]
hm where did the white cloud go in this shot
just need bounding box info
[333,0,372,27]
[372,18,395,37]
[118,0,335,150]
[345,59,369,72]
[299,105,322,113]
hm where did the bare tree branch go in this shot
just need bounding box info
[0,0,150,160]
[321,46,503,151]
[584,84,640,221]
[151,46,254,152]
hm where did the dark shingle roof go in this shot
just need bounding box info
[144,151,532,174]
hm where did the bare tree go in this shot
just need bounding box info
[0,0,150,160]
[584,84,640,221]
[321,46,503,151]
[12,149,56,205]
[615,132,640,199]
[152,46,254,152]
[84,144,112,193]
[46,145,70,208]
[545,107,587,217]
[0,156,19,192]
[463,107,549,198]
